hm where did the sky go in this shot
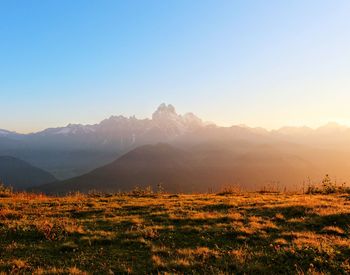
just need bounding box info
[0,0,350,133]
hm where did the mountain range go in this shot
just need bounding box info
[0,104,205,179]
[2,103,350,193]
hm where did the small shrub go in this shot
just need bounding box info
[157,183,165,194]
[321,175,337,194]
[130,186,154,196]
[0,180,12,197]
[306,174,350,194]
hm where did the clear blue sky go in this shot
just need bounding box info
[1,1,350,133]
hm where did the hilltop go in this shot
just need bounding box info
[0,156,56,190]
[0,191,349,274]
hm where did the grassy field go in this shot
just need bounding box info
[0,191,349,274]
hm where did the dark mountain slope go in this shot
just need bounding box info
[37,143,320,194]
[0,156,57,190]
[37,144,196,194]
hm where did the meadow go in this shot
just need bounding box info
[0,189,349,274]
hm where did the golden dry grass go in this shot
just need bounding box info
[0,192,349,274]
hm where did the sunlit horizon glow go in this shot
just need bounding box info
[6,106,350,135]
[1,0,350,133]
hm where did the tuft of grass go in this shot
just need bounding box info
[0,182,12,198]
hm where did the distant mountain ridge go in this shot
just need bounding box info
[31,103,204,142]
[2,103,350,184]
[3,104,349,148]
[3,105,349,140]
[0,104,206,179]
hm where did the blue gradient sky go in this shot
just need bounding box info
[1,1,350,133]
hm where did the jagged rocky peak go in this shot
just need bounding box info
[151,103,204,130]
[183,112,203,126]
[102,115,128,123]
[152,103,178,120]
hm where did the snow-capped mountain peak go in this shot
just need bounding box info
[183,112,203,128]
[150,104,204,136]
[152,103,178,120]
[0,129,11,136]
[54,124,95,135]
[0,129,19,137]
[36,124,96,136]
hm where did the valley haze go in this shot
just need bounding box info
[1,104,350,194]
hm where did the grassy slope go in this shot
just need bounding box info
[0,192,349,274]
